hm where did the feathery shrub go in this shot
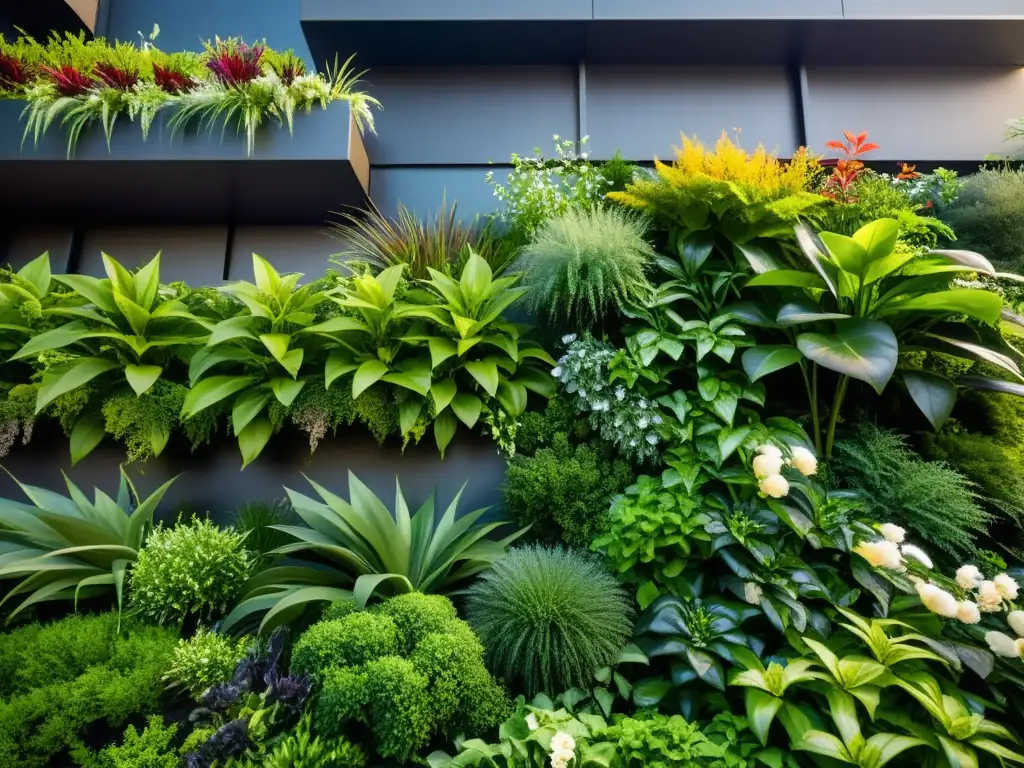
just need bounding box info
[516,207,656,332]
[164,628,251,698]
[465,544,633,697]
[938,168,1024,271]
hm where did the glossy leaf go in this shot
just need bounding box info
[903,370,956,430]
[797,319,898,394]
[124,364,162,396]
[742,346,803,382]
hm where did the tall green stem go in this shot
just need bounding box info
[825,375,849,459]
[800,362,822,454]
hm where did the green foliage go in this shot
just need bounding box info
[231,497,294,565]
[832,423,991,558]
[129,517,253,626]
[504,431,634,547]
[517,207,657,332]
[83,717,180,768]
[939,168,1024,272]
[0,469,173,620]
[164,628,250,697]
[101,380,214,463]
[222,471,524,633]
[600,712,729,768]
[0,615,177,768]
[288,380,355,452]
[262,713,367,768]
[303,594,508,764]
[466,544,633,697]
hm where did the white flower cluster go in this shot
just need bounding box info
[854,529,1022,635]
[553,335,664,463]
[986,608,1024,659]
[548,731,576,768]
[752,443,817,498]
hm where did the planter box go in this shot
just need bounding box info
[844,0,1024,18]
[0,100,370,226]
[592,0,843,20]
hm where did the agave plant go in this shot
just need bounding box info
[220,471,525,634]
[0,469,175,621]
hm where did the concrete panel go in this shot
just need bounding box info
[363,67,577,164]
[230,227,340,280]
[805,67,1024,161]
[370,167,498,222]
[844,1,1024,18]
[79,227,228,284]
[586,66,800,161]
[1,229,74,273]
[593,0,842,19]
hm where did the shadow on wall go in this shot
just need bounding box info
[0,426,508,524]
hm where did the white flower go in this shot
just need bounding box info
[550,732,576,754]
[994,573,1020,600]
[901,544,933,569]
[525,713,539,731]
[561,334,577,345]
[1017,638,1024,657]
[916,582,959,618]
[646,434,658,445]
[957,601,981,625]
[615,387,625,400]
[758,474,790,499]
[758,444,783,459]
[790,446,818,476]
[743,582,763,605]
[978,580,1004,612]
[956,565,983,590]
[752,454,784,479]
[854,539,903,570]
[551,367,562,378]
[550,751,574,768]
[638,418,649,429]
[879,523,906,544]
[1007,611,1024,638]
[986,631,1022,658]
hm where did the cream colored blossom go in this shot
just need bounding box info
[916,582,959,618]
[854,539,902,570]
[753,454,784,479]
[1017,638,1024,658]
[550,754,570,768]
[550,733,576,755]
[1009,611,1024,638]
[758,444,783,459]
[758,474,789,498]
[790,446,818,476]
[744,582,763,605]
[986,631,1021,658]
[956,565,983,590]
[957,601,981,625]
[879,523,906,544]
[978,580,1004,613]
[900,544,933,569]
[525,713,539,731]
[994,573,1020,600]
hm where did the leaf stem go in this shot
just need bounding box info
[825,374,849,458]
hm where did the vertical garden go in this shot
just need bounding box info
[3,22,1024,768]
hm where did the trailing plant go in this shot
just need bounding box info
[465,544,633,697]
[0,468,174,621]
[6,28,380,158]
[129,517,253,626]
[221,471,525,633]
[515,207,657,333]
[165,628,252,698]
[740,217,1023,456]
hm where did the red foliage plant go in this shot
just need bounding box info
[93,62,139,91]
[40,65,94,97]
[153,63,194,94]
[0,52,30,90]
[896,162,921,181]
[821,130,879,201]
[206,42,265,87]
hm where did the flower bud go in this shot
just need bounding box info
[758,474,789,499]
[790,446,818,476]
[879,523,906,544]
[752,454,784,479]
[957,601,981,625]
[986,631,1021,658]
[854,539,902,570]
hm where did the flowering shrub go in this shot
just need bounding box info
[129,518,253,626]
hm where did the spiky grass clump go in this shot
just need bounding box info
[466,544,632,697]
[515,207,656,332]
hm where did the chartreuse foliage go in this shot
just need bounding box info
[741,218,1021,455]
[221,471,525,633]
[0,468,174,620]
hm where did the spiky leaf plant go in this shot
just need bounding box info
[515,207,657,332]
[465,544,633,697]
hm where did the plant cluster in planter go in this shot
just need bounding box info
[0,27,379,156]
[4,129,1024,768]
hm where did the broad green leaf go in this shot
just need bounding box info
[745,689,784,747]
[189,346,251,382]
[238,415,272,468]
[686,647,725,690]
[271,377,306,406]
[382,359,432,396]
[464,360,499,396]
[208,316,258,345]
[734,241,785,274]
[133,252,161,311]
[252,253,281,296]
[299,316,368,335]
[460,251,492,305]
[852,219,900,264]
[880,289,1003,325]
[957,375,1024,397]
[718,426,751,462]
[326,350,358,389]
[434,409,458,457]
[53,274,118,314]
[926,334,1024,381]
[102,253,137,301]
[903,370,957,430]
[124,364,162,396]
[18,252,51,298]
[776,303,851,326]
[514,366,556,398]
[232,389,271,434]
[450,393,483,428]
[637,581,661,610]
[399,397,425,435]
[496,380,528,417]
[11,321,90,360]
[427,337,458,368]
[794,731,853,763]
[929,249,996,276]
[820,231,870,276]
[430,380,458,413]
[742,346,803,382]
[631,678,672,707]
[863,249,919,285]
[746,270,827,290]
[149,423,170,456]
[861,734,928,768]
[797,319,898,394]
[182,375,258,418]
[69,412,105,466]
[680,230,716,273]
[353,359,389,398]
[260,333,292,362]
[37,358,119,412]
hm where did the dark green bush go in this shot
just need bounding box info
[0,616,177,768]
[466,544,633,697]
[77,716,180,768]
[831,423,991,558]
[938,168,1024,271]
[291,613,401,677]
[231,498,295,564]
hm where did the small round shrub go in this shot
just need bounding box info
[373,592,459,651]
[290,613,400,678]
[362,656,433,762]
[939,168,1024,271]
[466,544,633,697]
[164,628,250,697]
[321,599,357,623]
[129,518,253,626]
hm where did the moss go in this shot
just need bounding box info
[102,380,215,463]
[290,381,356,452]
[352,385,399,445]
